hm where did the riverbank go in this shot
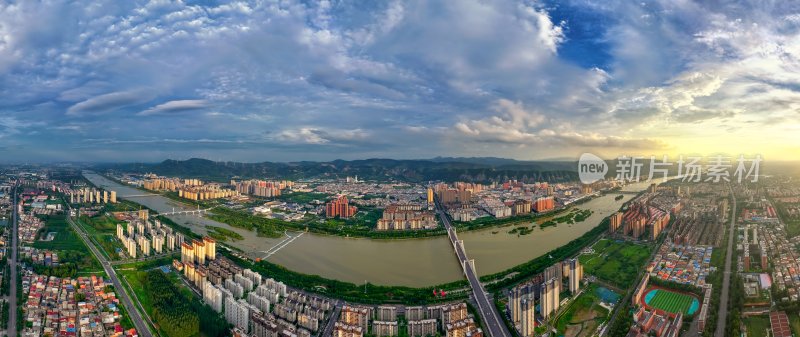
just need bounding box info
[85,171,653,287]
[99,172,612,240]
[481,189,644,289]
[198,193,601,240]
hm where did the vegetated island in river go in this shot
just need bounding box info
[205,225,245,241]
[539,208,594,229]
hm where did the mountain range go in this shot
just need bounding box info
[96,157,580,183]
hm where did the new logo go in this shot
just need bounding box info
[578,153,608,184]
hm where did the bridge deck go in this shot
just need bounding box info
[435,198,511,337]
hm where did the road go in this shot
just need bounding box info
[6,184,18,337]
[434,199,511,337]
[714,185,737,337]
[321,301,342,337]
[65,210,154,337]
[601,221,664,337]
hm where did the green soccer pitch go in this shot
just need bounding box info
[644,289,698,315]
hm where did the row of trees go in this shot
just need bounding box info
[725,275,745,337]
[192,300,231,337]
[227,254,469,305]
[0,301,8,329]
[143,270,231,337]
[0,258,9,296]
[144,271,200,337]
[607,301,634,336]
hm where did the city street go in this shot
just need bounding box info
[6,184,17,337]
[715,185,737,337]
[65,206,155,337]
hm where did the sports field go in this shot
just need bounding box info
[644,289,699,315]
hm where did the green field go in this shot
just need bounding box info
[32,215,86,251]
[74,215,125,260]
[103,199,151,213]
[791,313,800,337]
[645,289,696,315]
[28,214,103,276]
[555,284,612,337]
[579,239,652,288]
[277,191,330,204]
[744,315,770,337]
[80,214,122,234]
[774,202,800,237]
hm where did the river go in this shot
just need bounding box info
[84,172,653,287]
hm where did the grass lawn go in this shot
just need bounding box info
[774,202,800,237]
[80,214,121,234]
[115,256,177,271]
[786,220,800,238]
[579,239,652,288]
[32,215,88,251]
[744,315,770,337]
[277,192,331,204]
[95,234,124,260]
[104,200,147,213]
[645,289,696,315]
[790,313,800,337]
[74,216,125,260]
[26,215,103,278]
[590,239,612,251]
[112,288,135,330]
[118,269,154,313]
[117,269,165,337]
[555,284,611,337]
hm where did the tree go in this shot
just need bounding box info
[144,271,199,337]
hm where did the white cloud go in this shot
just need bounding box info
[139,100,209,116]
[272,127,369,145]
[1,0,800,161]
[66,89,156,116]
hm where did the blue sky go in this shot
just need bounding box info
[1,0,799,162]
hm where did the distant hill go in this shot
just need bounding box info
[96,157,580,183]
[98,156,794,183]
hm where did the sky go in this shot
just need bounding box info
[1,0,799,163]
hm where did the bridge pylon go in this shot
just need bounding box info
[462,259,476,275]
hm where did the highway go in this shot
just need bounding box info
[65,208,154,337]
[6,184,18,337]
[434,199,511,337]
[714,184,737,337]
